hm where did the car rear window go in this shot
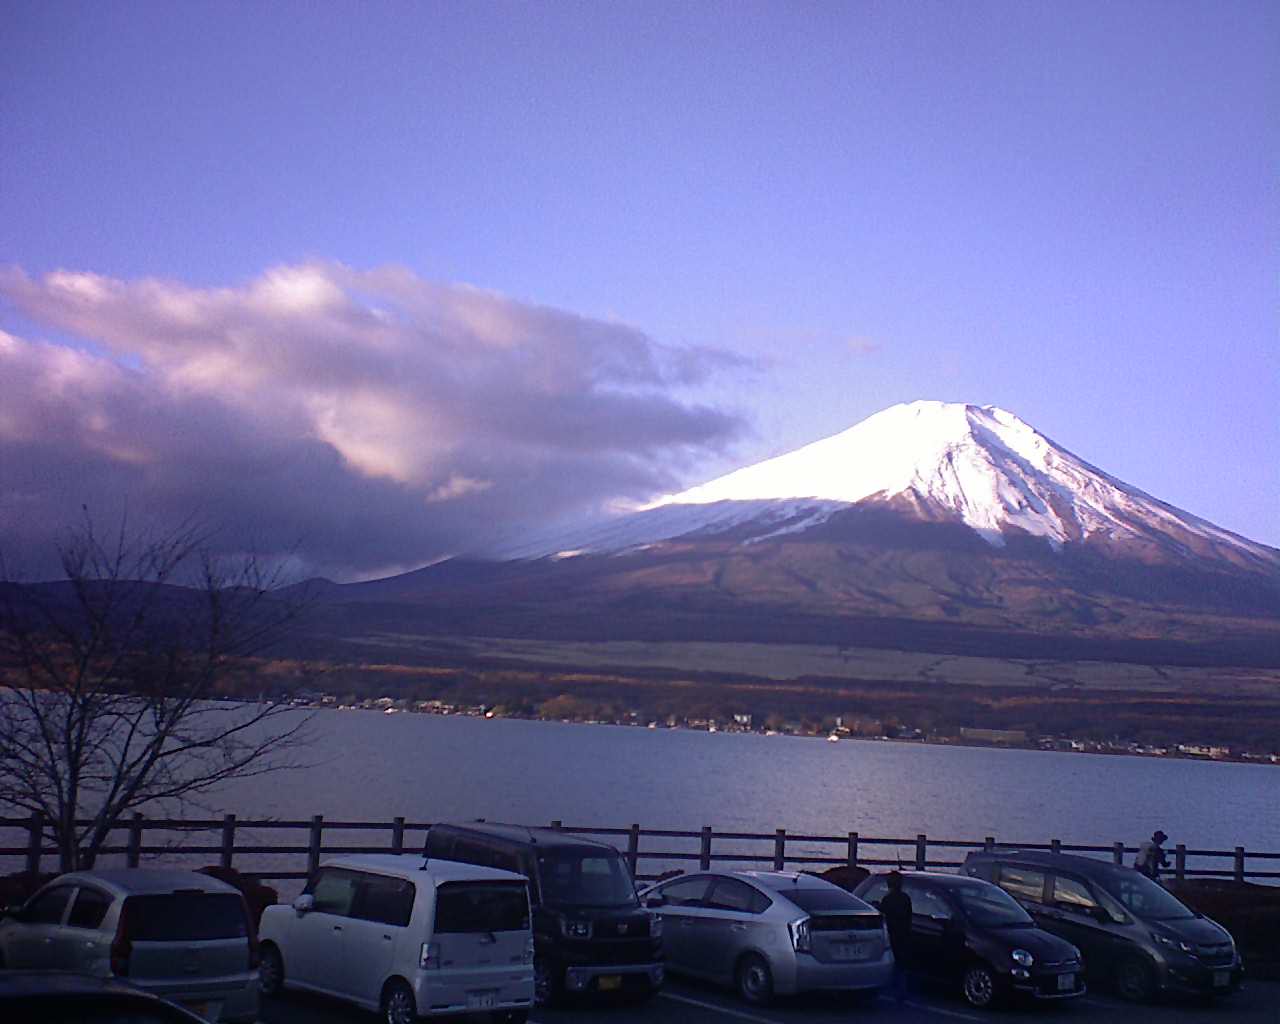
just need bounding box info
[434,881,529,934]
[783,887,863,914]
[124,893,248,940]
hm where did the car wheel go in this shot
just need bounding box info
[961,963,999,1009]
[533,956,559,1007]
[258,943,284,998]
[735,953,774,1006]
[1114,956,1156,1002]
[382,979,418,1024]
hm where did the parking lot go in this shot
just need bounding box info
[261,974,1280,1024]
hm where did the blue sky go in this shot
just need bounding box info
[2,1,1276,577]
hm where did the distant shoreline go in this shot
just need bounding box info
[289,697,1280,768]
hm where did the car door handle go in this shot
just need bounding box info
[383,934,392,941]
[332,925,343,932]
[680,920,695,927]
[731,923,747,932]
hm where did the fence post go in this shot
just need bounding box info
[1113,842,1125,865]
[1234,847,1245,883]
[773,829,786,871]
[25,811,42,875]
[1174,844,1186,882]
[127,813,143,868]
[699,827,712,870]
[220,814,236,870]
[1050,838,1061,855]
[984,836,994,852]
[307,816,323,878]
[846,832,859,869]
[392,817,405,854]
[627,824,640,876]
[915,834,927,871]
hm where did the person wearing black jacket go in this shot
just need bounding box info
[880,871,913,1004]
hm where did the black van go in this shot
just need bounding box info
[963,849,1242,1001]
[423,822,663,1005]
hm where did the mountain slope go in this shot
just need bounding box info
[308,401,1279,668]
[487,401,1278,575]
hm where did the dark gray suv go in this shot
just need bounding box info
[963,849,1242,1001]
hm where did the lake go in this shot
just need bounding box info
[7,707,1276,882]
[197,709,1278,868]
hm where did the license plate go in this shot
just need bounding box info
[1213,970,1230,988]
[1057,973,1075,992]
[597,975,622,992]
[466,991,497,1010]
[834,942,869,960]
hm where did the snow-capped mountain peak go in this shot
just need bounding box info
[488,401,1277,570]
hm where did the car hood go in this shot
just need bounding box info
[982,925,1079,963]
[1155,916,1231,945]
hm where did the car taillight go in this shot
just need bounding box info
[420,942,441,969]
[788,916,812,954]
[110,899,134,976]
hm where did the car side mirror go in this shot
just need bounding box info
[645,896,665,909]
[292,894,315,915]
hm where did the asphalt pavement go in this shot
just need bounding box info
[259,974,1280,1024]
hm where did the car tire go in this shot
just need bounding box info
[382,979,418,1024]
[961,962,999,1009]
[1114,956,1156,1002]
[735,953,774,1006]
[533,956,560,1008]
[258,943,284,998]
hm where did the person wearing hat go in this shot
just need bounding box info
[1135,829,1169,880]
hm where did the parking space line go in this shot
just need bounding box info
[658,991,783,1024]
[881,996,987,1023]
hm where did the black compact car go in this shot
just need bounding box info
[0,971,210,1024]
[854,871,1085,1009]
[424,822,663,1005]
[964,849,1242,1001]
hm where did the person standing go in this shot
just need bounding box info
[880,870,913,1004]
[1135,829,1169,880]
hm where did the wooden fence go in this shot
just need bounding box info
[3,813,1277,885]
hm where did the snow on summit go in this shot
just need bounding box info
[490,401,1277,565]
[664,400,1086,545]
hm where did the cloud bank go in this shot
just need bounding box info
[0,263,747,580]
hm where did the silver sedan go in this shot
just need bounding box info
[639,870,893,1005]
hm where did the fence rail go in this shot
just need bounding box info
[2,813,1276,884]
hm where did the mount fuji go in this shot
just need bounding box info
[317,401,1279,666]
[486,401,1277,575]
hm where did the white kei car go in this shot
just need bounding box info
[258,854,534,1024]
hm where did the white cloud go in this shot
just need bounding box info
[0,262,747,579]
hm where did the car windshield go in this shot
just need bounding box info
[955,885,1035,927]
[125,893,248,940]
[537,848,638,908]
[784,887,863,914]
[1103,872,1194,921]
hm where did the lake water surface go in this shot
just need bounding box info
[202,709,1278,865]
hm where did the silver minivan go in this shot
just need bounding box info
[0,868,260,1022]
[258,854,534,1024]
[641,870,893,1004]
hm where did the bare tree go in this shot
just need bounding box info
[0,516,314,870]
